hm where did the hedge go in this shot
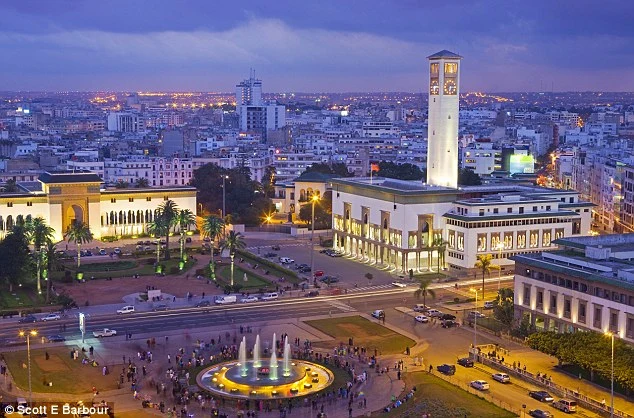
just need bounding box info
[234,248,301,282]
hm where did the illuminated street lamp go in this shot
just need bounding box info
[222,175,229,236]
[310,195,320,283]
[469,288,478,353]
[605,331,616,418]
[495,242,505,290]
[19,329,37,408]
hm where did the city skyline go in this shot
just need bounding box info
[1,0,634,92]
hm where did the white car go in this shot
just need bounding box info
[468,311,486,319]
[484,301,495,309]
[116,305,135,314]
[93,328,117,338]
[371,310,385,319]
[391,281,407,288]
[427,309,443,317]
[240,296,259,303]
[492,373,510,383]
[113,247,122,254]
[42,313,61,321]
[470,380,490,391]
[415,315,429,323]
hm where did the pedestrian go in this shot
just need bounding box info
[429,364,433,373]
[167,354,171,364]
[397,370,401,380]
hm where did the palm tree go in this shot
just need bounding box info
[475,254,499,293]
[156,200,179,260]
[201,215,224,280]
[136,177,149,188]
[414,277,436,309]
[365,272,373,286]
[220,231,246,287]
[175,209,196,262]
[26,217,55,295]
[147,219,169,269]
[64,222,93,271]
[43,241,62,303]
[431,237,449,272]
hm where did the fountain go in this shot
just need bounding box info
[198,333,334,400]
[253,335,261,368]
[238,336,247,377]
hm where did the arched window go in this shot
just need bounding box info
[137,210,143,224]
[383,219,388,229]
[109,211,115,225]
[16,214,24,226]
[128,210,134,224]
[0,215,3,231]
[363,214,368,224]
[6,215,14,230]
[118,211,124,224]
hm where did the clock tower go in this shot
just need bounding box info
[426,50,462,189]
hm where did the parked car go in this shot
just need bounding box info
[391,281,407,288]
[483,301,495,309]
[529,391,554,402]
[427,309,443,317]
[413,304,429,312]
[305,290,320,297]
[319,275,339,283]
[492,373,510,383]
[195,300,211,307]
[470,380,490,391]
[116,305,135,314]
[99,249,107,255]
[260,292,279,301]
[144,246,152,251]
[296,263,309,270]
[41,313,61,321]
[529,410,553,418]
[314,270,324,277]
[442,320,459,328]
[457,358,474,367]
[440,313,456,320]
[329,251,344,257]
[203,237,211,242]
[240,296,259,303]
[153,304,169,311]
[320,249,333,254]
[185,237,192,243]
[144,240,152,245]
[414,315,429,323]
[271,245,281,251]
[19,315,37,323]
[279,257,294,264]
[436,364,456,375]
[137,241,144,245]
[113,247,122,254]
[299,266,312,273]
[552,399,577,413]
[371,310,385,319]
[93,328,117,338]
[263,252,277,258]
[46,335,66,343]
[468,311,486,319]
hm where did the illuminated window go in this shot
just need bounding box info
[430,63,439,74]
[444,62,458,74]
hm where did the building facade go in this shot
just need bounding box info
[513,235,634,345]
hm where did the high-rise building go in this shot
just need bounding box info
[236,73,263,106]
[426,50,461,188]
[235,73,285,140]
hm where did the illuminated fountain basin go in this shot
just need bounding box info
[197,360,334,400]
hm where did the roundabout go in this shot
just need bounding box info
[197,334,334,400]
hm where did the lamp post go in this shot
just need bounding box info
[606,331,615,418]
[496,242,504,290]
[469,288,478,354]
[19,329,37,409]
[222,175,229,235]
[310,195,320,284]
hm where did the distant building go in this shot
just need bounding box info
[161,130,185,157]
[107,112,145,133]
[235,73,285,140]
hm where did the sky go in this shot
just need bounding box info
[1,0,633,92]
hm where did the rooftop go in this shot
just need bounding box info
[427,50,463,60]
[331,177,459,195]
[38,171,103,184]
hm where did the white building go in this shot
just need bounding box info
[461,140,502,175]
[513,235,634,345]
[107,112,145,133]
[235,74,286,139]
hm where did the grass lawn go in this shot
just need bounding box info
[240,253,302,284]
[0,288,35,308]
[3,347,121,394]
[376,372,516,418]
[78,261,138,272]
[306,316,415,355]
[216,264,273,289]
[50,257,195,281]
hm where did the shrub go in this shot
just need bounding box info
[234,249,299,280]
[454,297,460,303]
[169,266,179,275]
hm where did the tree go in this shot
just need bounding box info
[202,216,225,280]
[298,191,332,229]
[156,200,179,260]
[147,219,168,268]
[43,241,62,303]
[175,209,196,262]
[365,272,373,286]
[26,217,55,295]
[262,166,276,198]
[414,277,436,308]
[0,228,32,292]
[136,178,149,188]
[375,161,425,180]
[431,237,449,272]
[220,231,246,286]
[64,222,93,270]
[3,178,18,192]
[114,180,129,189]
[305,162,353,177]
[474,254,499,293]
[492,288,515,329]
[458,168,482,186]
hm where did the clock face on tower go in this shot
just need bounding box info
[443,78,457,95]
[430,78,439,95]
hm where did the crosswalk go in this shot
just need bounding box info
[246,243,308,251]
[327,299,357,312]
[345,284,395,293]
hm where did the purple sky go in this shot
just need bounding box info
[1,0,633,92]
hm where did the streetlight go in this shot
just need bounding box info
[469,288,478,355]
[310,194,320,284]
[605,331,616,418]
[222,175,229,237]
[19,329,37,409]
[495,241,504,290]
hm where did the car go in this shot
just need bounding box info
[483,301,495,309]
[319,275,339,283]
[413,304,429,312]
[314,270,324,277]
[470,380,490,391]
[99,249,107,255]
[442,319,459,328]
[240,296,259,303]
[414,315,429,323]
[296,263,309,270]
[427,309,443,317]
[185,237,192,243]
[299,266,312,273]
[468,311,486,319]
[279,257,294,264]
[492,373,510,383]
[0,338,27,347]
[263,252,277,258]
[93,328,117,338]
[46,335,66,343]
[371,310,385,319]
[436,364,456,375]
[113,247,121,254]
[116,305,135,314]
[203,237,211,242]
[391,281,407,288]
[529,391,554,402]
[552,399,577,413]
[319,249,331,254]
[144,245,151,251]
[529,410,553,418]
[271,245,281,251]
[144,240,152,245]
[42,313,61,321]
[329,251,344,257]
[137,241,144,245]
[305,290,320,297]
[152,304,169,311]
[440,313,456,321]
[457,357,474,367]
[135,244,143,250]
[19,315,37,323]
[195,300,211,307]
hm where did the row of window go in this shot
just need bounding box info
[446,217,582,230]
[109,196,170,204]
[6,202,34,207]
